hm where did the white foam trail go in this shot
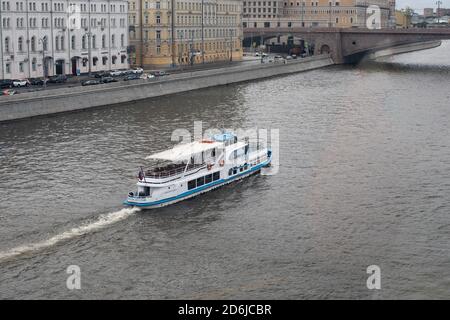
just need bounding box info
[0,207,140,263]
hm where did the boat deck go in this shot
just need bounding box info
[145,163,204,179]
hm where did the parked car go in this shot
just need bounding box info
[150,70,169,77]
[123,74,141,81]
[0,79,13,89]
[291,54,297,59]
[140,73,155,80]
[12,79,30,87]
[110,70,125,77]
[81,80,101,86]
[2,89,17,95]
[100,77,118,84]
[48,75,67,83]
[130,67,144,74]
[94,71,111,78]
[285,55,293,60]
[29,78,48,86]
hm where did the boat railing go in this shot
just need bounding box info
[145,163,205,179]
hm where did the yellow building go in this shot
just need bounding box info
[129,0,243,68]
[395,10,412,29]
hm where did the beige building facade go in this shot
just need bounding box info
[243,0,395,29]
[128,0,243,68]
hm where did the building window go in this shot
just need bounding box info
[102,35,106,48]
[71,35,76,49]
[5,63,11,74]
[102,56,108,65]
[121,34,125,47]
[4,37,10,52]
[112,56,117,64]
[31,36,36,51]
[32,58,37,71]
[82,35,86,49]
[19,62,24,72]
[18,37,23,51]
[42,36,48,51]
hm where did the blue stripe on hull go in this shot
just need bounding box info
[124,158,271,208]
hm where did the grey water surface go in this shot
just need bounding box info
[0,42,449,299]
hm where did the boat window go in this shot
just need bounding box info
[228,168,233,176]
[233,168,237,175]
[196,176,205,187]
[188,179,196,190]
[213,172,220,181]
[138,186,150,197]
[240,167,244,172]
[205,174,213,184]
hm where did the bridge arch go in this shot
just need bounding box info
[320,44,331,54]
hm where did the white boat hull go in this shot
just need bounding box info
[124,157,270,209]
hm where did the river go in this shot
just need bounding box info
[0,42,449,299]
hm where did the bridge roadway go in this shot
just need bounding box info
[243,28,450,63]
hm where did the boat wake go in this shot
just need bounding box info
[0,207,140,263]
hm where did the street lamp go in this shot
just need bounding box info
[201,0,205,64]
[436,1,442,23]
[328,2,332,28]
[229,29,233,62]
[301,2,304,27]
[38,37,48,89]
[178,33,183,66]
[84,30,93,76]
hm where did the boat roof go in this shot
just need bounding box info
[213,132,236,142]
[146,140,223,161]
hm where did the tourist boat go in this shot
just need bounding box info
[124,132,272,209]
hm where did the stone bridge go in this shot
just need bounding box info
[243,28,450,63]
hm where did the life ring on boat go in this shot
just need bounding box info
[219,160,225,167]
[207,163,213,170]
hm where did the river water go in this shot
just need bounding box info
[0,42,449,299]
